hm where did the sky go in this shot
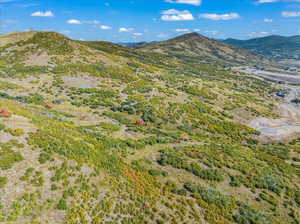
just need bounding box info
[0,0,299,42]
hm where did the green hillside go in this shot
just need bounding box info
[224,35,300,61]
[137,32,270,66]
[0,31,299,224]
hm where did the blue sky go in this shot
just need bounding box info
[0,0,299,42]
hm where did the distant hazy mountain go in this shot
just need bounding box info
[137,32,270,66]
[224,35,300,61]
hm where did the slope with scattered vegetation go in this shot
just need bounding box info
[0,31,298,224]
[136,32,271,66]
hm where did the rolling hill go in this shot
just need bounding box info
[0,31,299,224]
[136,32,270,66]
[224,35,300,61]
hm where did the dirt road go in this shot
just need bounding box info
[250,87,300,140]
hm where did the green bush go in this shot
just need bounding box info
[148,169,168,177]
[0,123,5,131]
[230,175,243,187]
[255,174,284,195]
[188,165,224,182]
[0,176,8,188]
[159,152,223,182]
[184,182,235,208]
[0,148,23,170]
[7,128,25,137]
[57,198,68,210]
[294,190,300,206]
[234,204,270,224]
[259,192,278,206]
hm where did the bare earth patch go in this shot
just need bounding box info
[62,75,99,89]
[250,103,300,140]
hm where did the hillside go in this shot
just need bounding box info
[224,35,300,61]
[136,32,270,66]
[0,31,299,224]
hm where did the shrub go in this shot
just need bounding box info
[0,176,8,188]
[0,123,5,131]
[142,111,156,123]
[190,166,224,182]
[255,174,284,195]
[0,148,23,170]
[259,192,278,206]
[230,175,243,187]
[234,204,270,224]
[159,152,223,182]
[158,152,189,170]
[7,128,25,137]
[295,190,300,206]
[184,182,235,208]
[260,146,290,160]
[148,169,168,177]
[38,152,52,164]
[174,188,188,196]
[20,167,44,187]
[57,199,67,210]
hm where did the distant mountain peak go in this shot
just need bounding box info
[137,32,269,66]
[170,32,207,42]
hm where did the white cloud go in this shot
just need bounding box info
[31,11,54,17]
[157,33,168,38]
[83,20,100,24]
[205,30,219,35]
[264,18,273,22]
[133,32,143,36]
[176,28,190,32]
[67,19,101,25]
[165,0,201,6]
[67,19,82,24]
[100,25,112,30]
[248,31,269,37]
[60,30,71,34]
[161,9,194,21]
[119,27,134,32]
[200,13,240,21]
[282,11,300,17]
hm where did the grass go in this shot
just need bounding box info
[0,141,23,170]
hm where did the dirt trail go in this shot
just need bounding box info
[250,87,300,140]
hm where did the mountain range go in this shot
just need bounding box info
[224,35,300,61]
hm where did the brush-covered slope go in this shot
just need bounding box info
[0,31,299,224]
[137,32,270,66]
[224,35,300,61]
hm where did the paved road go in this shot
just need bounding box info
[234,67,300,84]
